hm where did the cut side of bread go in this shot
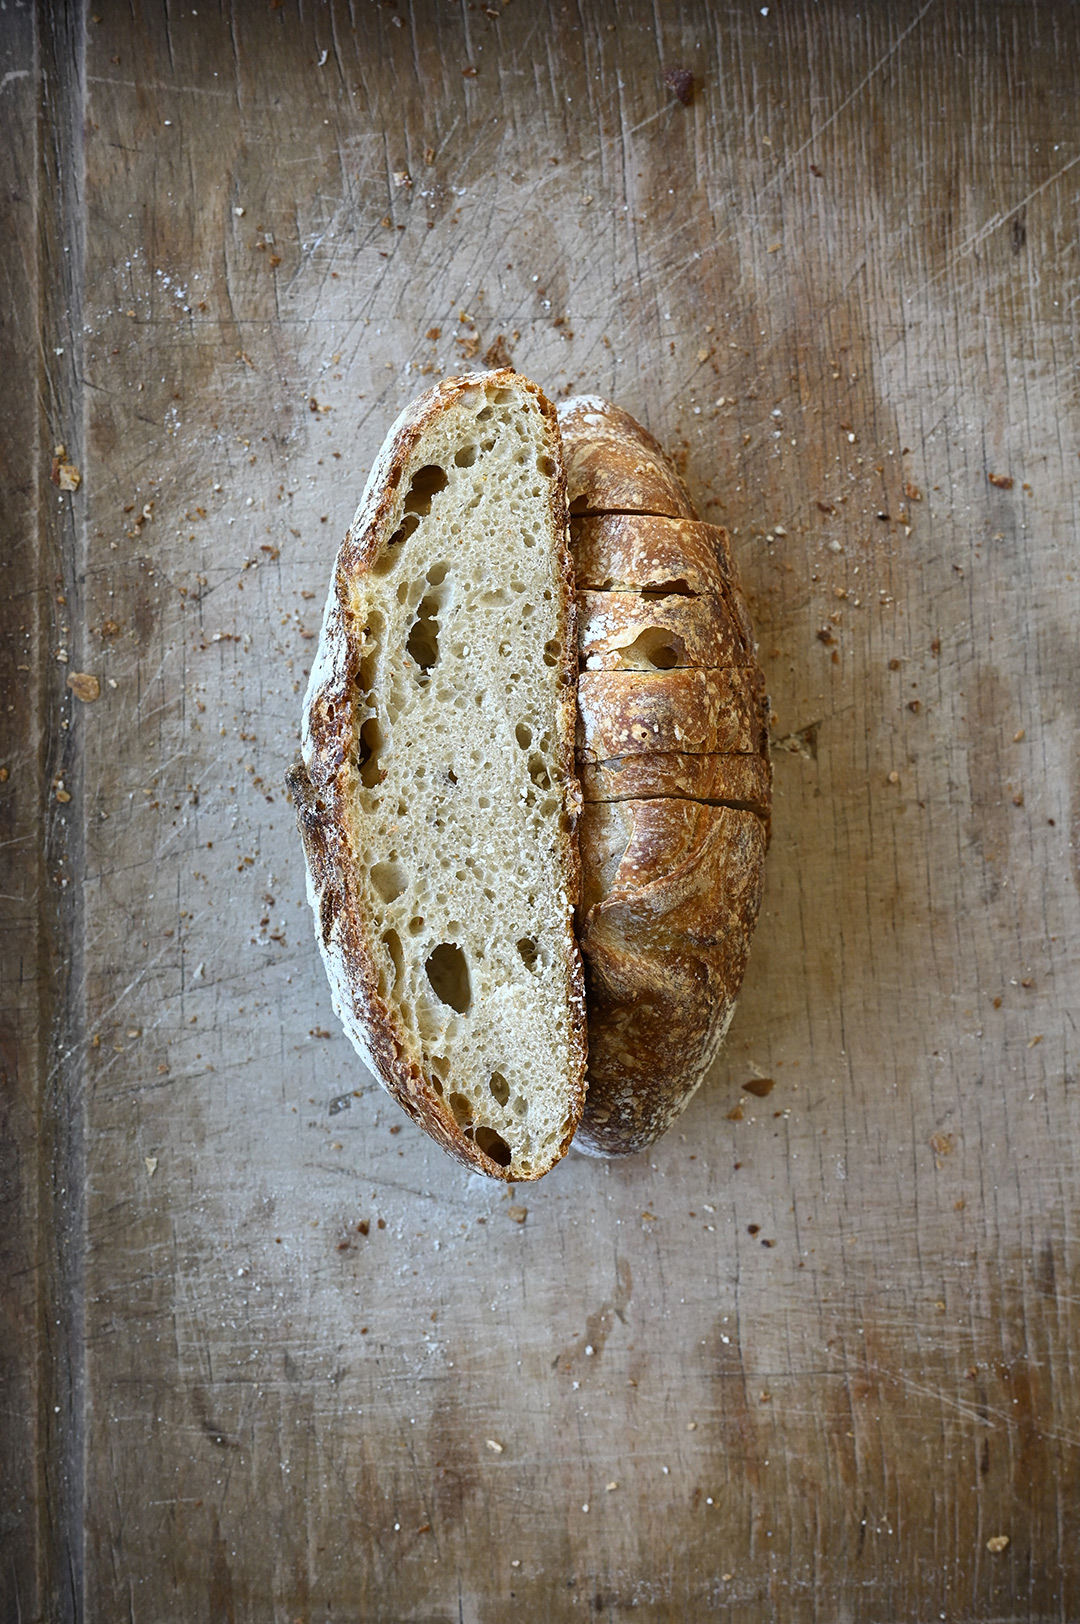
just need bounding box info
[289,372,586,1181]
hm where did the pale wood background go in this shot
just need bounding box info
[4,2,1080,1620]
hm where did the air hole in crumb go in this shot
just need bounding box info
[408,916,425,936]
[474,1125,512,1165]
[536,453,556,477]
[493,388,514,405]
[543,639,560,667]
[407,595,441,671]
[621,628,683,670]
[528,755,551,790]
[375,511,419,570]
[404,463,449,515]
[513,1096,528,1117]
[448,1092,473,1126]
[515,722,532,748]
[454,444,478,467]
[427,561,449,586]
[357,718,385,787]
[476,405,493,421]
[431,1054,450,1079]
[516,937,538,972]
[381,929,404,990]
[431,1076,444,1096]
[489,1072,510,1107]
[425,943,471,1013]
[370,861,407,904]
[641,578,693,597]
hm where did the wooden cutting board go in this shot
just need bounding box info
[3,3,1078,1619]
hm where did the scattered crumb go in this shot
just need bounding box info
[144,1157,158,1176]
[67,672,100,703]
[485,1438,503,1453]
[744,1077,774,1098]
[988,473,1014,489]
[506,1205,527,1224]
[483,334,514,369]
[986,1534,1010,1553]
[662,66,694,105]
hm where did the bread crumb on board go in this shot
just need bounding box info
[986,1534,1010,1553]
[67,672,100,702]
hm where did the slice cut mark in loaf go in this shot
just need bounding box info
[578,751,773,819]
[293,372,586,1181]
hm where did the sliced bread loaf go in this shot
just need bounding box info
[289,372,587,1180]
[559,395,772,1157]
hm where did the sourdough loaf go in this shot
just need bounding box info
[289,372,587,1180]
[559,396,771,1156]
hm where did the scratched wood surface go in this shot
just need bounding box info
[5,2,1080,1619]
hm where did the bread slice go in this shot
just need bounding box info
[560,397,697,518]
[576,668,768,761]
[288,372,587,1181]
[576,798,768,1156]
[577,589,751,671]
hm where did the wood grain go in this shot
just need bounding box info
[5,1,1080,1619]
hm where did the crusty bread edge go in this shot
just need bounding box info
[289,371,588,1181]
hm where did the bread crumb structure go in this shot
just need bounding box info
[290,373,586,1180]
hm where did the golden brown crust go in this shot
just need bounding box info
[577,588,750,671]
[559,398,697,518]
[576,668,768,762]
[293,371,587,1181]
[574,800,768,1156]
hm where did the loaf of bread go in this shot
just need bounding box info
[559,396,772,1156]
[288,372,587,1181]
